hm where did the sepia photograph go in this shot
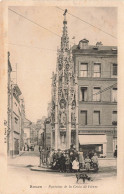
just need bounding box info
[1,1,122,194]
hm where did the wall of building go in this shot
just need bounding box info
[9,85,22,156]
[78,103,117,126]
[74,49,117,158]
[76,55,117,79]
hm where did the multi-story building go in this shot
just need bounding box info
[23,118,32,147]
[7,52,26,156]
[20,98,25,151]
[72,39,117,158]
[9,84,22,156]
[51,11,117,158]
[30,122,37,145]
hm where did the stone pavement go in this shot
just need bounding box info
[8,151,40,167]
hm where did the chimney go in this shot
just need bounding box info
[79,38,89,49]
[96,41,103,46]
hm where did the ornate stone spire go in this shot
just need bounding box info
[61,9,69,51]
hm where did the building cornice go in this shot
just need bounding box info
[78,101,117,105]
[78,77,117,81]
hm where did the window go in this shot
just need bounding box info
[94,63,101,77]
[80,63,88,77]
[112,88,117,102]
[80,110,87,125]
[93,111,100,125]
[93,87,101,101]
[80,87,88,101]
[113,64,117,76]
[112,111,117,125]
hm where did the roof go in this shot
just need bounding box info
[72,44,117,55]
[72,44,117,50]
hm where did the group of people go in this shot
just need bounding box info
[39,146,98,172]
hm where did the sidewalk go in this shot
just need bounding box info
[7,151,117,171]
[98,158,117,167]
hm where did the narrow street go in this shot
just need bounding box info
[6,149,117,194]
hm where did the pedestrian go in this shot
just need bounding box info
[46,148,50,165]
[88,150,92,159]
[56,149,62,170]
[27,145,29,151]
[39,146,42,166]
[85,155,91,171]
[42,149,45,164]
[39,145,42,152]
[72,157,79,173]
[69,146,75,171]
[65,153,70,173]
[49,149,54,166]
[57,149,62,159]
[73,148,79,159]
[91,153,98,165]
[78,151,85,170]
[60,153,66,172]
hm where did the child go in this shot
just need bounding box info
[91,153,98,164]
[78,151,85,170]
[85,156,91,171]
[72,157,79,172]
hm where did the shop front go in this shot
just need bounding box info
[78,134,107,158]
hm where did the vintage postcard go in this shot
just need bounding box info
[0,0,124,194]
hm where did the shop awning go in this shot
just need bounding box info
[78,134,107,145]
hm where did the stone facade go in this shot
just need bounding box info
[51,12,77,151]
[9,84,22,156]
[73,40,117,158]
[7,52,26,156]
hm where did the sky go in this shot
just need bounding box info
[8,6,117,122]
